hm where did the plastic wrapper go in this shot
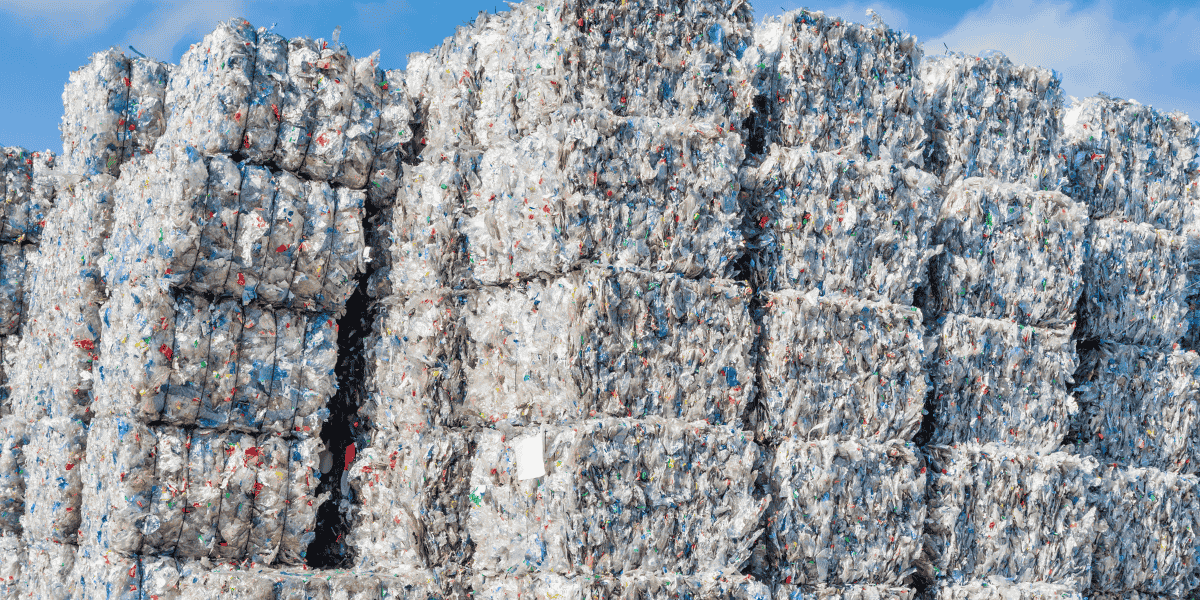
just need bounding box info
[0,533,21,599]
[123,57,171,160]
[470,419,766,578]
[159,19,257,158]
[78,417,156,556]
[0,418,24,533]
[347,425,472,573]
[745,9,928,163]
[920,52,1066,191]
[366,68,415,207]
[1063,95,1200,231]
[23,417,87,544]
[365,290,464,428]
[60,48,129,177]
[0,245,26,336]
[757,290,926,442]
[1090,465,1200,595]
[473,572,772,600]
[934,579,1082,600]
[931,178,1087,327]
[1079,220,1190,347]
[922,444,1098,590]
[764,439,924,586]
[747,148,942,303]
[929,314,1077,451]
[242,30,288,165]
[21,541,76,600]
[1073,343,1200,473]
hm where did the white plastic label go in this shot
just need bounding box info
[514,431,545,480]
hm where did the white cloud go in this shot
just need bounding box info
[123,0,246,62]
[928,0,1200,118]
[0,0,134,42]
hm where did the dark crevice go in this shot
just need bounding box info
[742,95,769,156]
[912,385,938,447]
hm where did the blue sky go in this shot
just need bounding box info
[2,0,1199,153]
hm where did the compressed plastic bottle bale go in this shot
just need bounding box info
[318,187,366,313]
[23,416,87,544]
[275,37,320,173]
[919,52,1066,191]
[745,9,929,163]
[0,245,26,335]
[78,417,156,556]
[60,48,130,177]
[758,289,926,442]
[175,429,227,558]
[470,419,766,578]
[929,314,1077,451]
[159,18,257,158]
[591,269,756,425]
[123,57,171,160]
[161,294,214,425]
[0,532,21,599]
[1090,465,1200,595]
[934,579,1082,600]
[473,572,772,600]
[748,148,942,303]
[1073,343,1200,473]
[225,164,279,305]
[72,549,140,600]
[1063,96,1200,231]
[278,435,328,565]
[365,290,464,428]
[766,439,925,586]
[387,159,468,294]
[1079,220,1190,347]
[142,426,189,555]
[301,45,354,182]
[92,284,177,423]
[293,313,337,437]
[378,572,455,600]
[922,444,1099,590]
[176,567,274,600]
[230,305,278,432]
[1,147,34,242]
[21,541,77,600]
[366,68,415,207]
[347,425,472,573]
[0,417,26,533]
[213,431,259,561]
[462,273,593,426]
[246,435,289,565]
[260,170,306,306]
[287,180,337,311]
[931,178,1088,328]
[333,52,383,189]
[242,30,288,164]
[261,311,306,435]
[190,155,243,294]
[140,556,182,600]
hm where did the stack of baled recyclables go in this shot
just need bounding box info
[343,1,773,598]
[1061,95,1200,598]
[740,10,932,599]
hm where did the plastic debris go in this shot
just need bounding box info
[59,48,130,177]
[935,578,1083,600]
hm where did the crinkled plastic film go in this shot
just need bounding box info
[366,68,415,208]
[190,154,242,294]
[387,159,468,294]
[0,532,21,599]
[59,48,129,177]
[299,46,353,183]
[21,541,76,600]
[72,549,140,600]
[1090,465,1200,595]
[758,290,926,442]
[243,30,288,165]
[1,147,55,243]
[143,426,189,554]
[765,439,925,586]
[174,429,227,558]
[1073,343,1200,473]
[332,53,383,189]
[279,435,328,565]
[246,435,289,564]
[472,572,773,600]
[772,585,920,600]
[78,417,156,556]
[935,579,1083,600]
[748,148,942,302]
[1079,219,1190,347]
[931,178,1087,328]
[23,417,87,544]
[929,314,1077,450]
[922,444,1098,590]
[0,245,26,336]
[0,417,26,533]
[123,57,171,160]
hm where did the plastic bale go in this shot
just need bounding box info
[212,432,259,561]
[387,160,468,294]
[60,48,130,177]
[260,170,306,306]
[0,417,25,533]
[462,273,593,426]
[261,311,306,435]
[747,148,942,303]
[0,336,14,413]
[242,30,288,164]
[931,178,1087,328]
[347,425,473,573]
[1073,343,1200,473]
[922,444,1098,590]
[161,294,215,425]
[772,585,920,600]
[23,417,87,544]
[92,283,177,423]
[78,417,156,557]
[196,299,246,430]
[1,147,33,243]
[365,290,464,429]
[757,290,926,443]
[230,305,278,432]
[175,567,274,600]
[72,549,140,600]
[1063,95,1200,231]
[225,164,280,305]
[929,314,1077,451]
[333,52,384,189]
[0,245,26,336]
[378,572,457,600]
[142,426,190,555]
[122,57,171,160]
[293,313,337,438]
[275,37,320,174]
[246,435,289,565]
[919,52,1067,191]
[0,532,21,599]
[278,435,328,565]
[325,573,382,600]
[366,68,416,207]
[140,556,182,600]
[934,579,1082,600]
[1079,219,1190,347]
[745,9,929,164]
[590,269,756,425]
[318,187,366,314]
[159,19,257,158]
[287,181,337,312]
[469,419,767,578]
[174,429,227,558]
[21,541,77,600]
[472,572,773,600]
[301,45,354,182]
[190,155,243,294]
[1090,466,1200,595]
